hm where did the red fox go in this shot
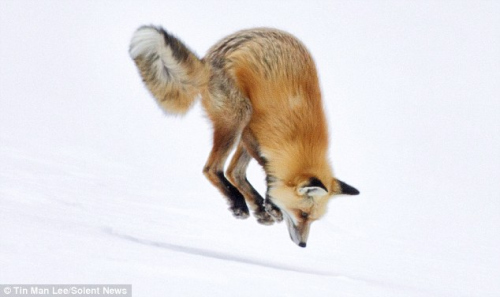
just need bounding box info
[129,26,359,247]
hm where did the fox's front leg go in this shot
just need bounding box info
[264,195,283,222]
[263,176,283,221]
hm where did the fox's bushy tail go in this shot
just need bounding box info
[129,26,208,114]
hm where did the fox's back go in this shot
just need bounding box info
[205,28,329,168]
[205,28,320,101]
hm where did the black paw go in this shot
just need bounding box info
[254,207,275,225]
[229,204,250,219]
[264,199,283,222]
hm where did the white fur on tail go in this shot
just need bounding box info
[129,26,207,114]
[129,27,162,59]
[129,27,184,84]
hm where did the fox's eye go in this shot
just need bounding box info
[300,211,308,219]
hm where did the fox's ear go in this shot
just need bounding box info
[298,177,328,197]
[336,179,360,195]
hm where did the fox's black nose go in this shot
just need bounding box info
[298,242,307,248]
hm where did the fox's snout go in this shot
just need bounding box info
[283,212,311,248]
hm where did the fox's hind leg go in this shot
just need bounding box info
[227,143,275,225]
[202,81,253,219]
[203,122,249,219]
[240,128,283,222]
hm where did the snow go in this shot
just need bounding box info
[1,1,499,296]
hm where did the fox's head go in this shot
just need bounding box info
[267,176,359,247]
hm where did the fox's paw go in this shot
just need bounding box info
[254,207,275,225]
[229,204,250,219]
[264,200,283,222]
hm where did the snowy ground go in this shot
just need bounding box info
[1,1,499,296]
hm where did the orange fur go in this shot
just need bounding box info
[130,26,359,247]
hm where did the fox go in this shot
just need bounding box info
[129,25,359,247]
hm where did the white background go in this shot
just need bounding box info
[1,1,499,296]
